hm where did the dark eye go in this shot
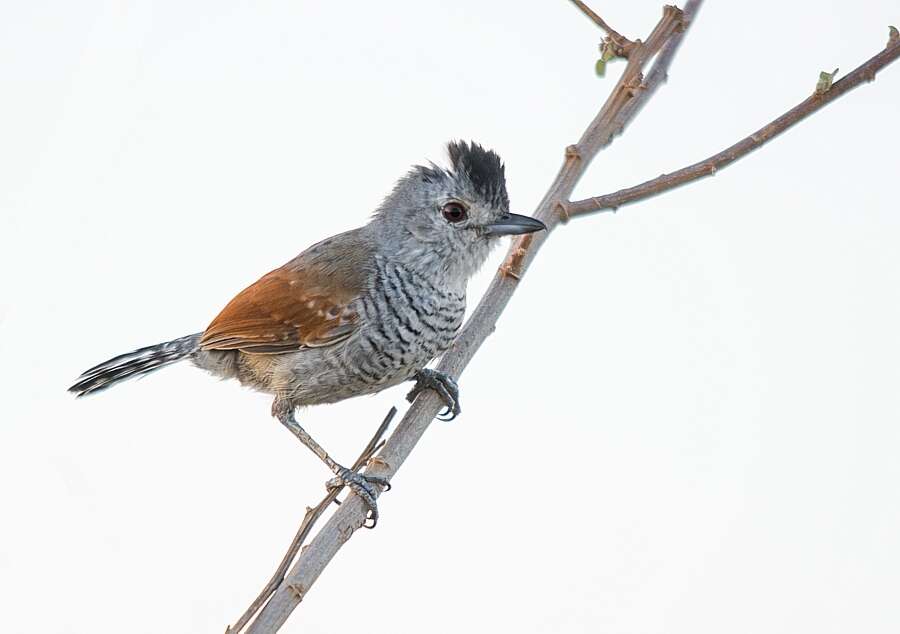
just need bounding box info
[442,202,468,223]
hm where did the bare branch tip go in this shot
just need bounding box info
[888,26,899,47]
[662,4,685,27]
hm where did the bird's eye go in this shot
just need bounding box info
[442,202,468,223]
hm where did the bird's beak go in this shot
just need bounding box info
[482,213,547,237]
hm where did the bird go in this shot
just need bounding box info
[69,140,546,524]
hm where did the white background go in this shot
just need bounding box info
[2,1,899,632]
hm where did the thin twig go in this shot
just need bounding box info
[566,32,900,217]
[242,4,699,633]
[226,408,396,634]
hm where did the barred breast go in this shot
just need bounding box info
[350,257,466,386]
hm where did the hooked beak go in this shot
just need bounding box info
[482,213,547,237]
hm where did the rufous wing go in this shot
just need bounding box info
[200,240,366,354]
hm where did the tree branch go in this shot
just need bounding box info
[566,32,900,217]
[234,4,900,633]
[241,3,697,632]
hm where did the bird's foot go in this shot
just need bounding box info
[327,465,391,528]
[406,369,461,421]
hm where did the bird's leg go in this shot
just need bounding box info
[406,368,461,421]
[272,400,390,527]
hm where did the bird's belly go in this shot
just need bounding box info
[275,299,463,406]
[268,338,431,407]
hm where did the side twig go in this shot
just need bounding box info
[242,3,697,633]
[566,32,900,217]
[226,408,396,634]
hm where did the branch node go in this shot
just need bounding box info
[624,73,646,97]
[339,523,355,543]
[287,582,306,601]
[565,144,582,160]
[815,68,839,95]
[570,1,636,56]
[604,35,636,59]
[501,239,533,281]
[556,201,571,223]
[499,264,522,281]
[367,456,390,469]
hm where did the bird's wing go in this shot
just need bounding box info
[200,231,370,354]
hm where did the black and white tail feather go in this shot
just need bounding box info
[68,333,202,397]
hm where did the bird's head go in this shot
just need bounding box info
[369,141,546,282]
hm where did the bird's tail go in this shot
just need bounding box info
[68,333,203,397]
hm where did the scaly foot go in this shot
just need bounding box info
[327,465,391,528]
[406,369,461,421]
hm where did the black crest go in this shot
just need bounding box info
[447,140,509,210]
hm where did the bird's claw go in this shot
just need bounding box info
[326,466,391,528]
[406,369,461,421]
